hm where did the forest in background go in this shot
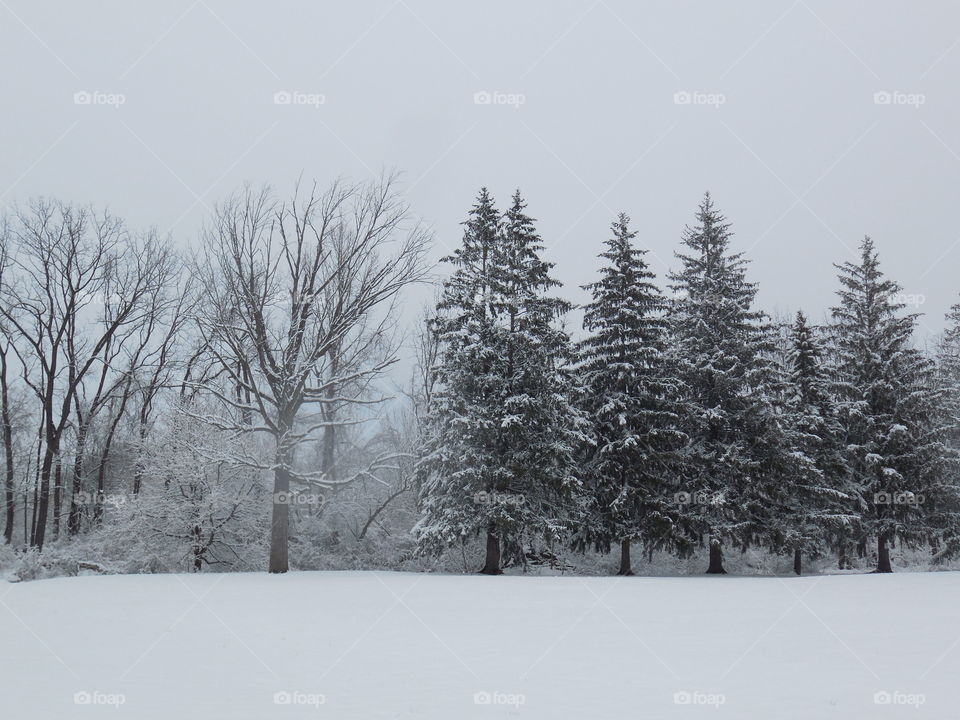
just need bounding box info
[1,177,958,581]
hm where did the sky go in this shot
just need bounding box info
[1,0,959,345]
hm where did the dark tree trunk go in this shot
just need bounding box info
[268,463,290,574]
[193,526,203,572]
[838,543,848,570]
[269,419,295,574]
[52,460,62,539]
[22,489,28,544]
[875,534,893,573]
[706,538,726,574]
[479,529,502,575]
[856,539,866,559]
[617,539,634,576]
[67,424,88,535]
[0,349,14,544]
[132,419,148,497]
[31,441,55,549]
[793,547,802,576]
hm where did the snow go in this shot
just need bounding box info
[2,571,958,719]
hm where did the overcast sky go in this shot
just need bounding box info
[2,0,959,342]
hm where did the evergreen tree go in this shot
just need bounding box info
[777,311,854,574]
[415,189,586,574]
[938,298,960,452]
[933,298,960,561]
[577,213,686,575]
[667,193,784,573]
[830,237,951,572]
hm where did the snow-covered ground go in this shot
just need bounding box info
[1,571,957,719]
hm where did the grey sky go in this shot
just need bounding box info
[2,0,958,341]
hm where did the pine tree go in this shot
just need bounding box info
[577,213,686,575]
[831,237,950,572]
[415,189,586,574]
[667,193,783,574]
[933,298,960,561]
[938,298,960,452]
[777,311,853,574]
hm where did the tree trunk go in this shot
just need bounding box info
[793,547,802,576]
[2,444,11,544]
[0,348,14,544]
[193,526,203,572]
[706,538,726,574]
[268,433,292,574]
[838,542,848,570]
[617,539,634,576]
[52,460,62,540]
[479,529,502,575]
[93,451,109,525]
[132,419,148,496]
[875,534,893,573]
[67,424,88,535]
[269,465,290,574]
[31,442,55,549]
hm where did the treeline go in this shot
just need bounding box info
[0,176,429,575]
[414,189,960,575]
[2,179,958,577]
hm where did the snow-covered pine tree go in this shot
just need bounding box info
[938,298,960,453]
[830,237,951,572]
[667,193,784,574]
[415,189,586,574]
[577,213,685,575]
[932,297,960,561]
[778,311,854,574]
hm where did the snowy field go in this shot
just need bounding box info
[1,571,957,719]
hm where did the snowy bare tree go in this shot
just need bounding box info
[0,200,178,549]
[195,176,429,573]
[0,228,16,543]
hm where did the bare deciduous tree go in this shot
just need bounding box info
[195,176,429,573]
[0,200,178,548]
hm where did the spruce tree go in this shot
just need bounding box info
[414,188,503,570]
[831,237,950,572]
[415,189,585,574]
[938,298,960,452]
[667,193,783,574]
[778,311,853,574]
[933,298,960,561]
[577,213,685,575]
